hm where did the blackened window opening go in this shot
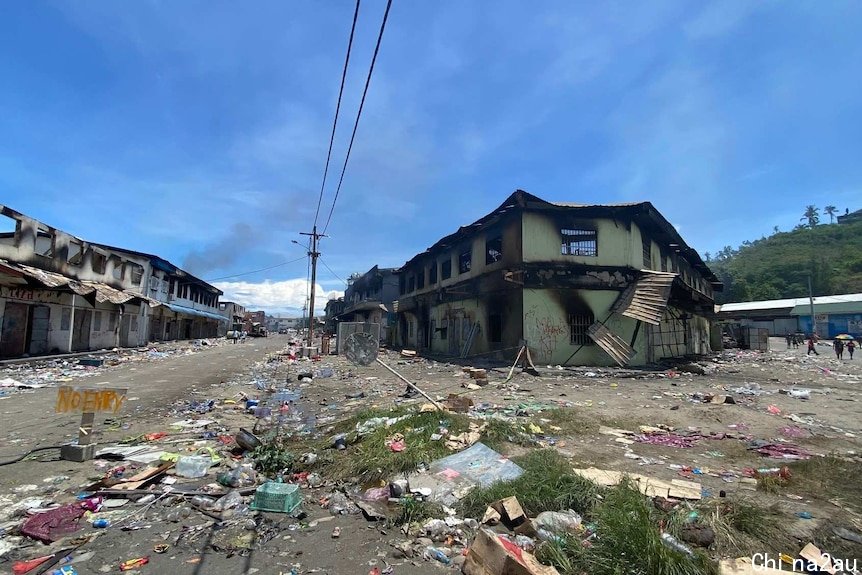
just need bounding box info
[569,312,594,345]
[485,236,503,265]
[561,229,597,256]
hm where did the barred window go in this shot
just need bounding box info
[561,229,597,256]
[569,312,594,345]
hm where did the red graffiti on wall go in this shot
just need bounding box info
[525,309,567,360]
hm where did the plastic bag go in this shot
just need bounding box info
[534,510,582,534]
[213,490,243,512]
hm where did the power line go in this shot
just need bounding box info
[322,0,393,235]
[313,0,362,228]
[319,257,347,287]
[205,255,308,282]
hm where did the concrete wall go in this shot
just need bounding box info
[0,286,150,356]
[522,288,642,366]
[522,213,638,268]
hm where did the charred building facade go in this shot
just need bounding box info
[394,191,720,366]
[0,205,225,358]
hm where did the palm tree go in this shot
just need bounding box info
[773,225,780,234]
[703,251,711,262]
[801,205,820,228]
[824,205,837,224]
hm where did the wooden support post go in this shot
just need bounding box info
[79,412,96,445]
[375,358,444,410]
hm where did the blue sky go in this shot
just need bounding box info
[2,1,861,314]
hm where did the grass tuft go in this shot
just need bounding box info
[787,455,862,514]
[389,497,443,527]
[460,449,601,518]
[537,479,717,575]
[321,409,471,483]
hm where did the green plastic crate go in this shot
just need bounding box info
[250,482,301,514]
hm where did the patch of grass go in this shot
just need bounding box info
[321,409,471,483]
[480,418,532,452]
[664,499,789,557]
[537,480,718,575]
[756,474,787,494]
[389,497,443,527]
[460,449,601,518]
[541,408,599,434]
[788,455,862,513]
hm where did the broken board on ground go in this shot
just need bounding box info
[573,467,702,500]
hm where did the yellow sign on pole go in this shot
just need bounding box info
[55,386,128,414]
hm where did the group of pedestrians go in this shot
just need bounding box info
[833,337,856,359]
[792,331,856,359]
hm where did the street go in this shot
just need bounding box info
[1,337,861,574]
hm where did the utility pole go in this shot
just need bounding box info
[807,273,816,337]
[300,226,326,348]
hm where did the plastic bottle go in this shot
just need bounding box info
[660,532,693,556]
[190,495,216,511]
[92,519,109,528]
[423,547,451,565]
[213,490,243,512]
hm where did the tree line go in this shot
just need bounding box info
[705,205,862,304]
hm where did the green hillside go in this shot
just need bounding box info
[706,213,862,304]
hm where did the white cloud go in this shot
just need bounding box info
[214,278,343,315]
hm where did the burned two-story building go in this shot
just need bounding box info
[0,205,225,358]
[394,190,720,367]
[338,266,400,343]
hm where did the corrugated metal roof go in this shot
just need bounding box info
[789,301,862,315]
[719,293,862,313]
[165,302,228,322]
[612,270,676,325]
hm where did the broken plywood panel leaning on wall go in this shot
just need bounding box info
[586,270,677,367]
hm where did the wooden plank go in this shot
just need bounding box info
[114,461,175,491]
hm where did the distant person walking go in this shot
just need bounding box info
[807,336,819,355]
[833,338,845,359]
[792,334,800,349]
[847,340,856,359]
[785,333,792,349]
[231,330,239,344]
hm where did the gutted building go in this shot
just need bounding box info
[338,266,400,343]
[0,205,224,358]
[394,191,720,366]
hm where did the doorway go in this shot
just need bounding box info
[27,305,50,355]
[72,309,92,352]
[1,302,28,358]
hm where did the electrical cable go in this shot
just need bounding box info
[321,0,393,235]
[320,258,347,287]
[205,255,308,282]
[313,0,362,228]
[0,445,63,467]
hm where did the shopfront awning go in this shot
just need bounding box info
[165,302,229,322]
[0,259,161,307]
